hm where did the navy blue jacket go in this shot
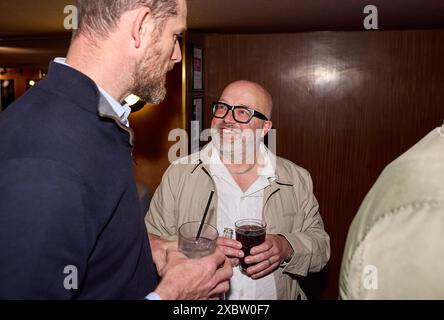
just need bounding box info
[0,62,157,299]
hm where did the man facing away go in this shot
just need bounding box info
[340,122,444,299]
[146,80,330,299]
[0,0,232,299]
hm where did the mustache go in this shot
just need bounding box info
[216,124,240,130]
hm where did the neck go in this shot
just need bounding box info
[226,162,256,175]
[66,35,131,102]
[220,150,258,175]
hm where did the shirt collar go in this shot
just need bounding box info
[54,57,131,127]
[207,143,275,196]
[206,143,276,181]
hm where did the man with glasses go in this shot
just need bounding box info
[146,80,330,300]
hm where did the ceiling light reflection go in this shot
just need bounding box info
[313,66,340,86]
[124,94,141,106]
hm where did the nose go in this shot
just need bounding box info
[171,41,182,63]
[223,108,236,124]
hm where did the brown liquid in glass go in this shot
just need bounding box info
[236,225,266,272]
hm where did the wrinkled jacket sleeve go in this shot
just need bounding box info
[278,171,331,276]
[145,165,179,240]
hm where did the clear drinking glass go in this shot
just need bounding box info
[178,221,218,258]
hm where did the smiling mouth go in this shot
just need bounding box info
[218,129,243,145]
[219,125,239,131]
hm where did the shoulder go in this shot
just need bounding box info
[172,149,202,166]
[341,129,444,298]
[168,143,216,174]
[275,156,312,186]
[162,150,205,185]
[365,127,444,213]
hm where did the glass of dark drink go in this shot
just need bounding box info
[235,219,267,273]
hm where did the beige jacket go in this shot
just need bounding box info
[146,145,330,300]
[340,125,444,299]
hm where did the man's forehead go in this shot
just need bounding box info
[222,91,271,119]
[221,85,259,103]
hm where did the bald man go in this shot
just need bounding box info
[146,80,330,300]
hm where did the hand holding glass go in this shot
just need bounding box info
[235,219,267,273]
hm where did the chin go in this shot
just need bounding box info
[139,83,167,105]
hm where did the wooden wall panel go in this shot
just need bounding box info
[203,30,444,299]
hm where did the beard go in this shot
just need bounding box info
[211,124,261,164]
[129,42,174,105]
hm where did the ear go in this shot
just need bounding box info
[262,120,273,137]
[131,7,152,48]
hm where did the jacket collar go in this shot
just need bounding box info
[36,61,134,147]
[191,143,294,186]
[98,95,135,147]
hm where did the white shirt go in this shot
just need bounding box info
[54,57,131,127]
[208,144,277,300]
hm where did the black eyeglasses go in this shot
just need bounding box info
[211,101,269,124]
